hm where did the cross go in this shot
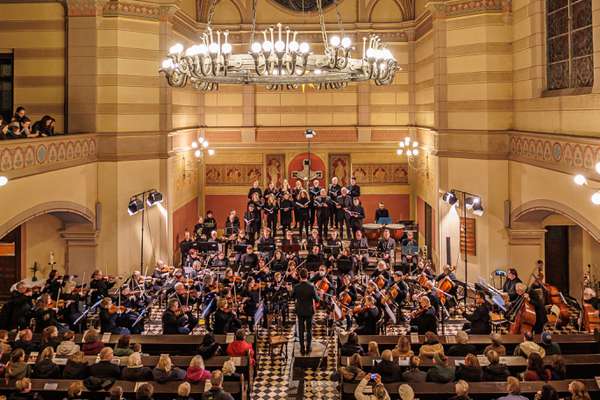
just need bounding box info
[291,158,323,182]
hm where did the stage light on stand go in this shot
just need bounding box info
[128,197,144,216]
[472,203,484,216]
[442,191,458,206]
[305,128,316,139]
[465,196,480,210]
[146,190,163,207]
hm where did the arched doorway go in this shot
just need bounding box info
[0,202,96,298]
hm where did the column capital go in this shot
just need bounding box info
[66,0,107,17]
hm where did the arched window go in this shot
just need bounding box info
[546,0,593,90]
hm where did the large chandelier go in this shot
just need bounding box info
[160,0,399,91]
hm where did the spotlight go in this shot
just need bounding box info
[465,196,480,210]
[305,128,316,139]
[147,190,163,207]
[0,176,7,187]
[442,191,458,206]
[128,197,144,216]
[574,174,587,186]
[472,203,484,216]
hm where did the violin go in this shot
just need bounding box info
[108,304,127,314]
[339,291,352,306]
[316,278,330,293]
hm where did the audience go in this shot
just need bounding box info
[30,347,60,379]
[0,330,12,354]
[89,347,120,379]
[546,355,566,380]
[6,349,29,382]
[391,336,413,359]
[373,350,402,383]
[201,370,235,400]
[113,335,133,357]
[176,382,192,400]
[540,332,561,356]
[66,381,84,400]
[110,386,124,400]
[497,377,528,400]
[454,354,482,382]
[523,352,551,381]
[222,359,241,381]
[426,353,455,383]
[568,380,592,400]
[81,329,104,356]
[8,377,35,400]
[63,351,88,379]
[447,332,476,357]
[367,341,380,357]
[483,333,506,356]
[341,332,364,356]
[199,333,220,359]
[535,384,559,400]
[398,384,414,400]
[14,330,36,355]
[419,331,444,359]
[226,329,255,366]
[402,355,426,383]
[152,354,185,383]
[354,373,390,400]
[135,383,154,400]
[121,352,152,381]
[339,353,366,382]
[482,349,510,382]
[450,380,471,400]
[0,107,59,140]
[185,355,211,382]
[40,326,60,351]
[514,331,546,358]
[56,331,80,357]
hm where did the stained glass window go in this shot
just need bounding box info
[271,0,334,12]
[547,0,594,90]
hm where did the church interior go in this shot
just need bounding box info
[1,0,600,399]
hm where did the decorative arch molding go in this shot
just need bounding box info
[197,0,246,23]
[366,0,414,21]
[0,201,95,240]
[511,199,600,242]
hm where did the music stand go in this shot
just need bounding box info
[198,242,219,253]
[337,258,354,274]
[323,244,341,256]
[257,244,275,253]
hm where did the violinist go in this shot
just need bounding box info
[233,230,248,265]
[263,195,278,235]
[350,229,369,271]
[163,299,195,334]
[209,251,229,269]
[241,278,260,328]
[270,249,288,273]
[99,297,131,335]
[336,187,353,239]
[269,272,290,324]
[315,188,331,239]
[254,258,272,283]
[328,177,342,229]
[257,227,275,258]
[90,270,116,303]
[43,269,63,298]
[240,245,259,272]
[306,245,325,271]
[410,296,437,334]
[213,298,242,334]
[336,248,355,276]
[377,229,396,262]
[33,293,61,333]
[354,295,379,335]
[306,229,321,250]
[389,272,409,305]
[372,260,391,283]
[348,197,365,234]
[422,280,441,314]
[435,265,456,282]
[503,268,522,302]
[202,210,217,238]
[462,291,491,334]
[295,189,311,238]
[0,282,33,330]
[244,203,259,244]
[279,191,294,237]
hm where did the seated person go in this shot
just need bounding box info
[226,329,255,366]
[31,346,60,379]
[338,353,366,382]
[89,347,121,379]
[63,351,89,379]
[121,352,153,381]
[340,332,364,357]
[81,329,104,355]
[354,374,389,400]
[446,331,477,356]
[418,331,444,359]
[57,330,80,358]
[152,354,186,382]
[540,332,561,356]
[222,359,241,382]
[454,354,482,382]
[497,377,529,400]
[6,349,28,382]
[482,350,510,382]
[185,355,212,382]
[372,350,402,383]
[199,333,220,359]
[513,331,546,358]
[523,352,551,381]
[426,353,455,383]
[13,329,37,355]
[450,380,472,400]
[483,333,506,356]
[402,356,426,383]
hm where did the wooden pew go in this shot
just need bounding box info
[351,333,600,354]
[342,379,600,400]
[0,377,245,400]
[340,354,600,378]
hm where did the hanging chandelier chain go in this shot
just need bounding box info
[206,0,217,28]
[333,0,344,36]
[250,0,258,46]
[316,0,328,48]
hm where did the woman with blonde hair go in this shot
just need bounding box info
[121,352,152,381]
[455,354,482,382]
[391,336,413,359]
[222,359,241,381]
[31,346,60,378]
[569,380,592,400]
[152,354,185,382]
[185,355,211,382]
[176,382,192,400]
[338,353,366,382]
[63,351,89,379]
[418,331,444,358]
[367,341,380,357]
[66,381,85,400]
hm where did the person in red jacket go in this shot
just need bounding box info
[226,329,255,366]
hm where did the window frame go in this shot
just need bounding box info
[0,52,14,123]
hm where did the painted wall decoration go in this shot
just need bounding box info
[205,164,263,186]
[265,154,285,186]
[351,163,409,185]
[288,152,326,187]
[328,153,351,186]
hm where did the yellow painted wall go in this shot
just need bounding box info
[23,214,66,279]
[0,2,65,131]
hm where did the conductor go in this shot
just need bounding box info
[292,267,320,355]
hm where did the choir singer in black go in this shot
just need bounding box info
[292,268,320,355]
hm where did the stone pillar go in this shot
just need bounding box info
[429,2,448,131]
[61,227,98,278]
[592,0,600,93]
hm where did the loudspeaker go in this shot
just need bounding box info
[504,199,511,228]
[95,202,102,231]
[445,236,451,265]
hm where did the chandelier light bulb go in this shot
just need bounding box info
[412,141,418,148]
[198,137,205,143]
[198,44,208,55]
[404,137,410,145]
[274,40,285,52]
[169,43,183,55]
[202,141,209,148]
[208,42,219,54]
[341,37,352,48]
[299,42,309,53]
[191,141,198,149]
[396,149,403,155]
[161,59,174,69]
[221,43,232,54]
[314,69,322,75]
[185,46,197,57]
[208,149,216,156]
[413,148,419,156]
[406,149,413,156]
[194,150,201,158]
[251,42,262,53]
[289,41,299,52]
[592,191,600,205]
[382,48,393,59]
[595,161,600,175]
[330,35,341,47]
[262,41,273,52]
[399,142,405,148]
[574,174,587,186]
[366,48,376,58]
[0,176,7,187]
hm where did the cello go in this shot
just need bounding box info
[508,293,537,334]
[533,267,571,327]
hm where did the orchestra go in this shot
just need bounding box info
[0,176,593,360]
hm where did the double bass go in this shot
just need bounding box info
[534,267,571,327]
[508,293,537,334]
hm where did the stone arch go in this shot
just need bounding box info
[512,199,600,242]
[366,0,413,22]
[0,201,95,240]
[198,0,245,23]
